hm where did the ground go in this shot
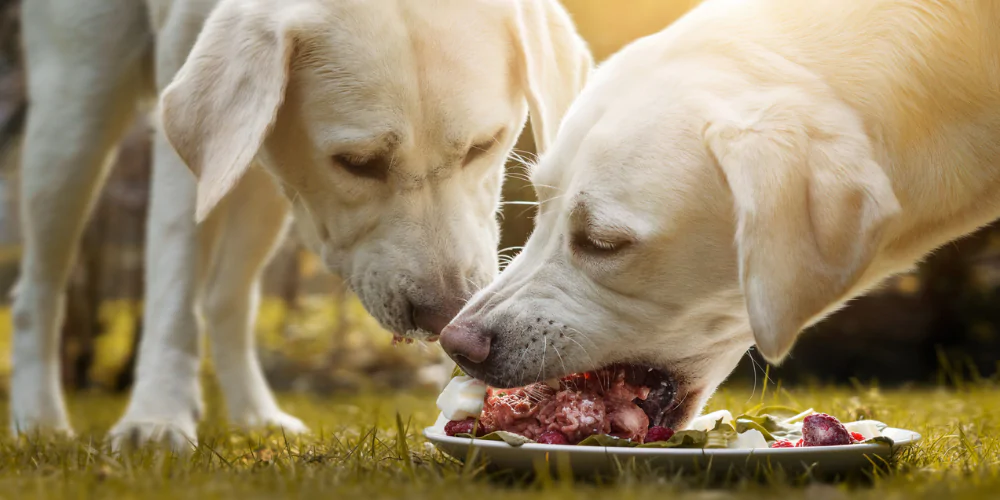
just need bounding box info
[0,381,998,500]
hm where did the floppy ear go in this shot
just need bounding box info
[512,0,593,154]
[161,2,310,222]
[706,101,901,363]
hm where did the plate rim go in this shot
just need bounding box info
[423,426,922,456]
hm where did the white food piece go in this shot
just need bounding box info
[431,412,450,434]
[686,410,734,431]
[844,420,885,440]
[728,429,769,449]
[436,375,488,421]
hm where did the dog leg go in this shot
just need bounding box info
[107,130,211,451]
[108,4,213,452]
[200,168,306,433]
[10,0,150,436]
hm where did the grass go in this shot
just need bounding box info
[0,296,996,498]
[0,382,998,499]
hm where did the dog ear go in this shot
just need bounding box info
[512,0,593,154]
[706,100,900,363]
[160,2,311,222]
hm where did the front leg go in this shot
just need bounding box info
[200,168,306,434]
[108,130,211,451]
[107,0,220,452]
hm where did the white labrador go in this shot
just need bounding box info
[12,0,590,448]
[440,0,1000,429]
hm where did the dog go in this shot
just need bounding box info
[440,0,1000,430]
[11,0,591,448]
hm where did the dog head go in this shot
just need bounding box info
[440,47,900,428]
[160,0,592,339]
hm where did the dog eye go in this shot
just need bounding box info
[332,154,390,181]
[570,231,633,256]
[463,128,506,167]
[463,140,497,167]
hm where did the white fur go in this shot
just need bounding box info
[11,0,591,449]
[442,0,1000,428]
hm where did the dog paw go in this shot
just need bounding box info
[9,416,75,439]
[109,417,198,453]
[237,410,309,435]
[9,393,75,438]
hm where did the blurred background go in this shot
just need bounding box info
[0,0,997,401]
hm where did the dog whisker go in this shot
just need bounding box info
[510,147,538,161]
[461,276,484,295]
[512,341,532,384]
[505,150,538,171]
[537,191,567,204]
[564,327,598,349]
[553,343,568,380]
[535,335,548,382]
[666,388,689,414]
[744,349,759,405]
[562,330,599,372]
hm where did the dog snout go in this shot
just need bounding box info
[408,285,468,337]
[440,320,493,364]
[410,305,453,337]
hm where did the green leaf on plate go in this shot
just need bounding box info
[451,365,467,378]
[636,430,708,449]
[734,420,777,442]
[576,434,640,448]
[750,406,803,419]
[863,436,895,446]
[735,414,785,431]
[735,414,803,441]
[704,420,738,448]
[456,431,535,447]
[640,419,739,449]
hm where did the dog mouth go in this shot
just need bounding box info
[349,285,438,343]
[479,362,690,432]
[618,364,687,429]
[387,304,443,345]
[388,307,435,345]
[588,363,686,430]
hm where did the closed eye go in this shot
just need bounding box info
[332,153,391,181]
[463,128,506,167]
[570,231,634,256]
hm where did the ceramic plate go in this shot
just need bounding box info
[424,427,921,476]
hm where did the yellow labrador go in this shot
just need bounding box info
[12,0,590,448]
[441,0,1000,429]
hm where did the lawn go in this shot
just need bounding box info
[0,381,998,500]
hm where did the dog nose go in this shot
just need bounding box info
[411,306,453,337]
[440,321,492,364]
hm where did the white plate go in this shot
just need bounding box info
[424,427,921,476]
